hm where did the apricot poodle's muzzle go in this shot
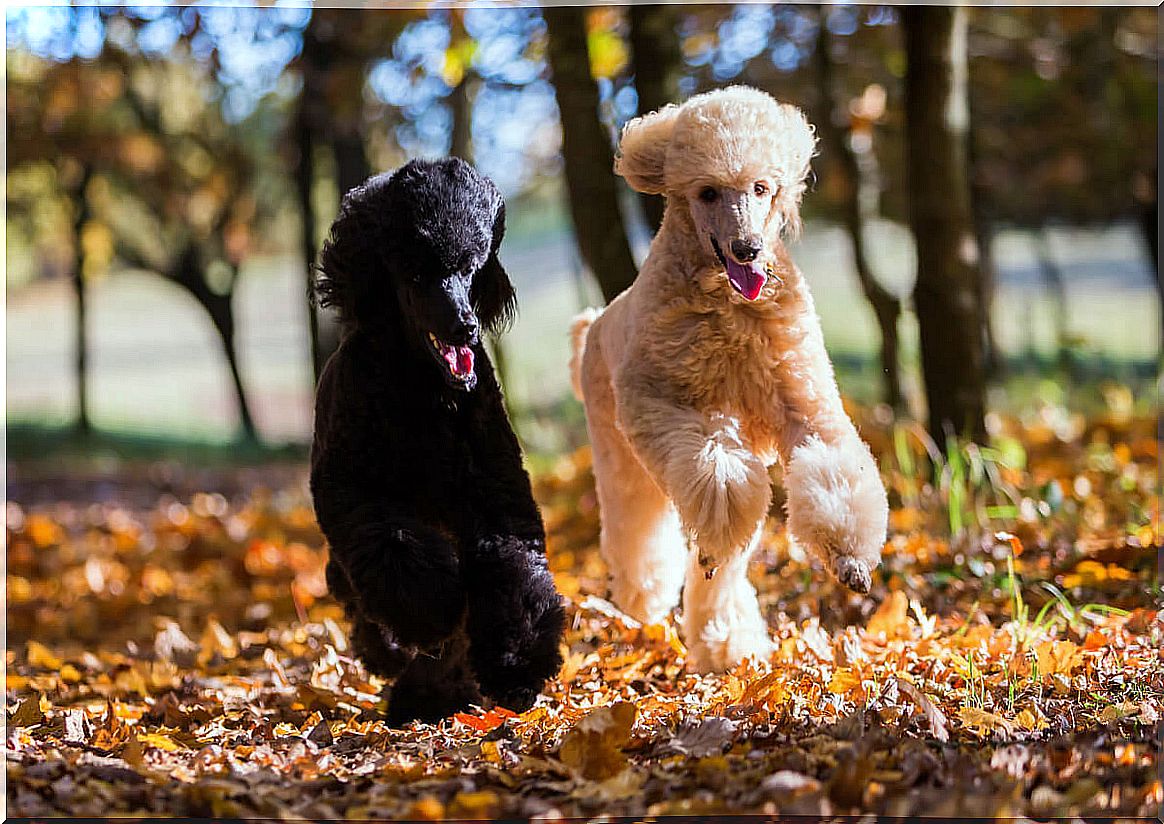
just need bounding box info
[710,235,767,301]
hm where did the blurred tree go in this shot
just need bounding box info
[70,164,94,434]
[99,56,264,440]
[544,6,639,302]
[7,54,127,435]
[627,4,682,231]
[293,9,392,383]
[966,7,1158,356]
[902,7,987,441]
[810,8,903,411]
[446,11,476,162]
[6,7,311,441]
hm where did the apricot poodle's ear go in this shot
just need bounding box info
[472,202,516,334]
[614,104,680,194]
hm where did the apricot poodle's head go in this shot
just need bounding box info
[615,86,816,301]
[316,158,515,391]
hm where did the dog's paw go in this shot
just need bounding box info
[670,424,771,565]
[832,555,873,595]
[607,576,681,626]
[682,600,773,674]
[386,674,481,727]
[348,618,416,678]
[485,685,540,715]
[352,541,466,648]
[465,544,565,710]
[784,435,888,593]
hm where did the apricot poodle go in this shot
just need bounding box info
[570,86,888,672]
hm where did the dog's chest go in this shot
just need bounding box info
[665,294,809,453]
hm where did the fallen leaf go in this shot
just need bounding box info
[958,705,1014,738]
[558,701,637,780]
[867,591,911,640]
[26,641,63,670]
[659,716,736,757]
[895,678,949,742]
[8,695,44,727]
[828,667,863,695]
[154,620,199,667]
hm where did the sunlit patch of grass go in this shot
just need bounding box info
[882,423,1028,541]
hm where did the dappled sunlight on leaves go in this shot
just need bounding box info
[5,412,1162,817]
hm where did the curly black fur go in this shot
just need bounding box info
[309,158,564,725]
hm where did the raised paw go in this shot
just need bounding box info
[465,541,565,710]
[346,533,466,648]
[832,555,872,595]
[783,435,888,594]
[670,424,771,565]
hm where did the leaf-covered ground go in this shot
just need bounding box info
[6,411,1162,818]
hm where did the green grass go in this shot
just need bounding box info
[5,422,307,468]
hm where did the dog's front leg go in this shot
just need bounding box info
[615,375,771,570]
[317,499,466,648]
[769,304,889,593]
[459,359,565,712]
[462,534,564,713]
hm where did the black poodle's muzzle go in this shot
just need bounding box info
[426,330,477,389]
[421,277,481,391]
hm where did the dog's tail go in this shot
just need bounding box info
[569,308,601,402]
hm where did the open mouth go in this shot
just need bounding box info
[427,332,476,386]
[710,236,767,301]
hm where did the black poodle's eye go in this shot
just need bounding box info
[753,181,769,197]
[698,186,718,203]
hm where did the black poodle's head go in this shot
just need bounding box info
[316,158,516,391]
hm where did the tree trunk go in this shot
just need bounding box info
[322,128,367,370]
[1140,187,1160,339]
[902,6,987,442]
[628,4,682,232]
[965,58,1003,379]
[71,164,93,435]
[544,5,639,303]
[173,248,258,442]
[294,104,325,385]
[449,76,474,162]
[219,324,257,442]
[811,11,904,411]
[331,131,370,203]
[1034,229,1070,372]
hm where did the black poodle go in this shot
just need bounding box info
[309,158,564,725]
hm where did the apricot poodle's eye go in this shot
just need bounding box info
[753,181,769,197]
[698,186,718,203]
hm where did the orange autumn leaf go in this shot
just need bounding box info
[866,591,911,640]
[558,701,637,780]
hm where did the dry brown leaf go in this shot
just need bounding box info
[895,678,949,742]
[557,701,637,780]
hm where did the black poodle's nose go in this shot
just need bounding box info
[730,238,762,263]
[452,313,479,344]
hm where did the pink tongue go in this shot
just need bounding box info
[725,258,766,301]
[454,346,474,377]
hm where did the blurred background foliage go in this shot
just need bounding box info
[5,3,1159,459]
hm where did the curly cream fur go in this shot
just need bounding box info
[573,86,888,673]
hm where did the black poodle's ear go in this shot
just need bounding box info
[471,202,517,334]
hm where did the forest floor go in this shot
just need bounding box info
[5,408,1162,818]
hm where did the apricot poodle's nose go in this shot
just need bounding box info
[730,238,762,262]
